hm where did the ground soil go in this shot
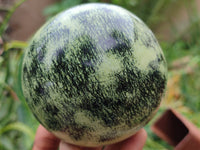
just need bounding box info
[0,0,57,41]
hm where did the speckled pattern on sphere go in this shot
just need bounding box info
[21,3,167,147]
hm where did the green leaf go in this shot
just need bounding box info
[0,136,14,150]
[15,53,25,103]
[0,122,35,140]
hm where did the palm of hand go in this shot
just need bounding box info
[33,125,147,150]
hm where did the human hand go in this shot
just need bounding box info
[33,125,147,150]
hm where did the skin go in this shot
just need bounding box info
[33,125,147,150]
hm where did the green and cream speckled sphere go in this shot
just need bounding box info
[21,3,167,147]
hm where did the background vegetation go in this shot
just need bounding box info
[0,0,200,149]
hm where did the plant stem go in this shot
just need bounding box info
[0,0,27,36]
[4,40,28,51]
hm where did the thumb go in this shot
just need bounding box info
[33,125,60,150]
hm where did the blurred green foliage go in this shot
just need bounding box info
[0,41,38,149]
[0,0,200,149]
